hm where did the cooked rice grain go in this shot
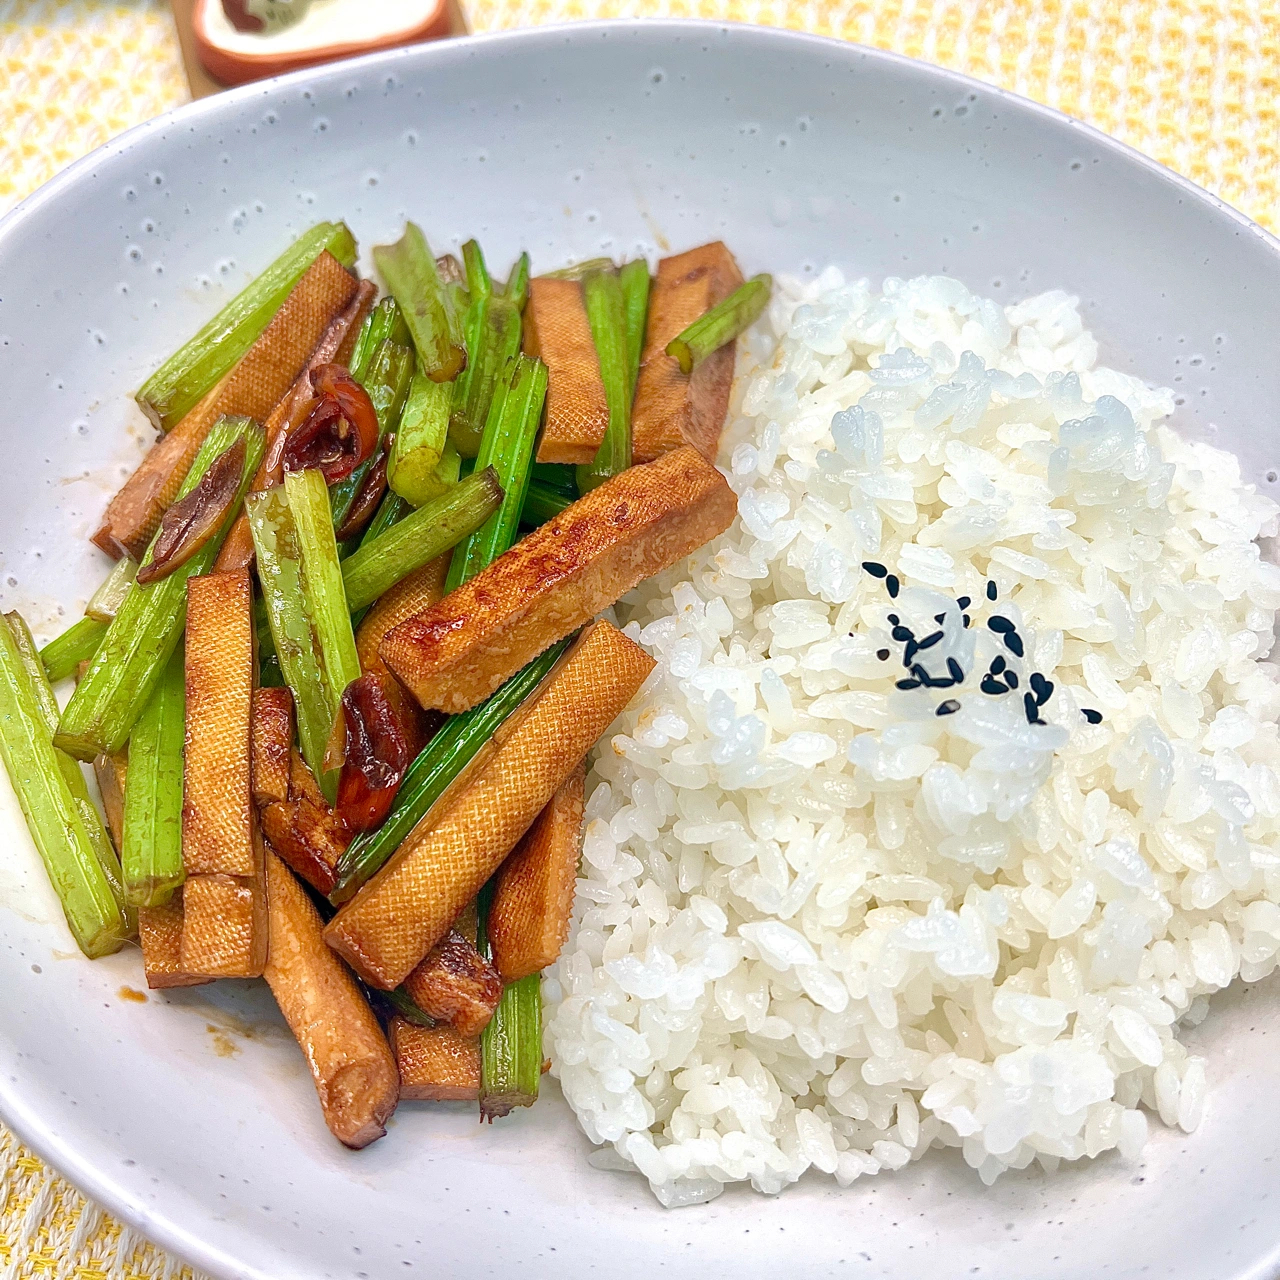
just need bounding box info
[546,269,1280,1206]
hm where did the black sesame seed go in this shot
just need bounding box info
[877,648,891,661]
[888,614,901,626]
[862,561,888,578]
[896,678,921,691]
[936,699,960,717]
[1004,669,1019,689]
[917,630,944,651]
[947,657,964,683]
[934,613,947,624]
[957,596,971,610]
[990,655,1007,675]
[980,676,1005,695]
[903,640,919,665]
[1024,692,1042,724]
[987,615,1014,634]
[1082,708,1103,725]
[987,580,998,600]
[1004,632,1025,658]
[1030,673,1054,706]
[886,575,900,598]
[962,614,971,628]
[892,626,914,643]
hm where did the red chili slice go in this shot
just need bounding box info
[336,673,412,833]
[281,363,379,484]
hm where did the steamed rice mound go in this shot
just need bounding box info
[545,269,1280,1206]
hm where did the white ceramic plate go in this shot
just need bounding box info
[2,21,1280,1280]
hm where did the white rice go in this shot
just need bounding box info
[545,268,1280,1207]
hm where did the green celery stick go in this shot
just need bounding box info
[40,616,107,683]
[520,479,573,527]
[543,257,614,281]
[477,884,542,1120]
[388,372,455,506]
[449,296,523,459]
[0,617,127,957]
[136,222,357,431]
[619,258,651,399]
[531,462,577,495]
[55,417,264,761]
[330,638,570,903]
[666,273,772,375]
[284,467,362,724]
[373,224,465,383]
[85,557,138,624]
[462,239,493,300]
[342,466,503,613]
[348,297,409,381]
[120,648,185,907]
[6,613,130,925]
[576,269,632,496]
[447,357,547,589]
[330,338,414,532]
[360,490,411,547]
[247,486,337,800]
[503,253,531,311]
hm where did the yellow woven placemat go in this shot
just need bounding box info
[0,0,1278,1276]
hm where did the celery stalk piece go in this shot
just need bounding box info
[520,479,573,527]
[55,417,264,761]
[330,338,414,532]
[5,613,130,924]
[372,224,465,383]
[40,615,107,683]
[120,647,185,907]
[462,240,493,300]
[388,371,454,506]
[284,467,362,725]
[348,297,408,382]
[447,356,548,589]
[531,462,578,495]
[0,616,127,957]
[341,466,504,613]
[619,258,651,399]
[503,253,531,312]
[449,297,523,459]
[248,486,338,800]
[542,257,614,281]
[360,490,412,547]
[575,268,632,495]
[136,222,358,432]
[477,888,541,1119]
[329,638,570,903]
[666,273,772,374]
[85,557,138,625]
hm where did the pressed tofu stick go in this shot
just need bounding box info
[138,893,212,990]
[93,748,128,852]
[380,447,733,714]
[215,278,377,574]
[260,751,350,896]
[390,1017,480,1102]
[251,687,294,807]
[263,851,399,1148]
[180,569,266,977]
[488,760,585,982]
[403,924,503,1037]
[631,242,744,463]
[355,554,450,679]
[95,252,359,561]
[326,620,654,989]
[524,276,609,465]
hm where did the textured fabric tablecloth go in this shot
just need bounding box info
[0,0,1278,1275]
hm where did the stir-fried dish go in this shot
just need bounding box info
[3,224,767,1145]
